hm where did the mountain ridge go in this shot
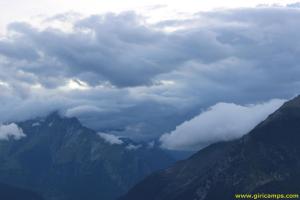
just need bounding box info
[0,112,174,200]
[120,96,300,200]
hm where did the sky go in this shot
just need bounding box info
[0,0,298,35]
[1,0,300,150]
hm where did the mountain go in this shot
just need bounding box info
[0,112,174,200]
[120,96,300,200]
[0,182,44,200]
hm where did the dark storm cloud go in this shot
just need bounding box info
[0,39,38,61]
[1,5,300,147]
[4,11,230,88]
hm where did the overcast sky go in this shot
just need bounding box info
[1,1,300,150]
[0,0,298,35]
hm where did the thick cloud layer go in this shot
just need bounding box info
[160,99,285,150]
[0,123,26,140]
[0,5,300,147]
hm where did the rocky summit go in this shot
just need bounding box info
[0,112,174,200]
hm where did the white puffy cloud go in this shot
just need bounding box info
[98,132,123,145]
[160,99,286,150]
[0,123,26,140]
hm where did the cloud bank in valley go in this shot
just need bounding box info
[0,5,300,148]
[160,99,286,150]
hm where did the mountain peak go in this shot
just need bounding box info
[43,111,80,125]
[45,111,62,119]
[44,111,75,123]
[0,110,174,200]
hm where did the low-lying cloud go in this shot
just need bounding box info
[160,99,286,150]
[0,123,26,140]
[98,132,124,145]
